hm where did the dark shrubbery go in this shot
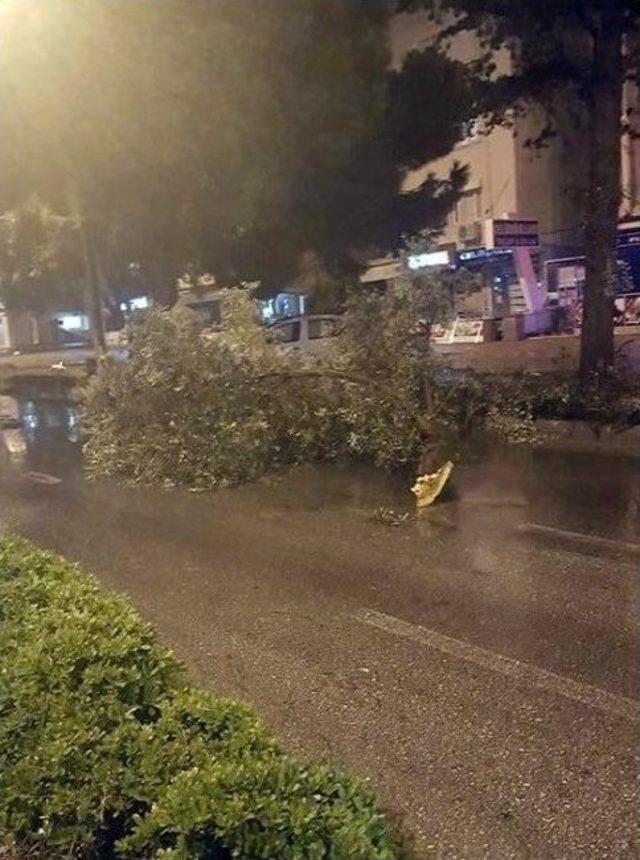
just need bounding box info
[0,537,400,858]
[483,370,640,442]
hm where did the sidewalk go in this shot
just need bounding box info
[0,346,95,377]
[434,329,640,373]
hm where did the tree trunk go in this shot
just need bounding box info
[68,178,106,356]
[579,15,624,379]
[151,254,177,307]
[77,215,106,355]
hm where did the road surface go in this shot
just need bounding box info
[1,401,638,858]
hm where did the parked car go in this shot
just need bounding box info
[268,314,341,352]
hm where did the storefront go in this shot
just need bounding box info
[545,220,640,327]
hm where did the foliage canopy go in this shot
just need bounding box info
[1,0,474,309]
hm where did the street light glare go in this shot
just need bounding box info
[0,0,22,17]
[0,0,38,24]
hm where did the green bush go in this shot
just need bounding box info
[426,367,640,449]
[0,537,400,859]
[482,370,640,442]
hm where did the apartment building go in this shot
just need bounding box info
[391,11,640,261]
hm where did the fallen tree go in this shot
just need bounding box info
[83,285,638,494]
[83,281,483,489]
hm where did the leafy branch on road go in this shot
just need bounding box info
[83,284,638,491]
[83,285,480,488]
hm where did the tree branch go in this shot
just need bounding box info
[256,368,389,393]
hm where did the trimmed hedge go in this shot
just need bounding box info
[0,537,400,859]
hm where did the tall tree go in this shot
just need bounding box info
[0,0,187,348]
[0,196,84,313]
[1,0,472,330]
[399,0,639,377]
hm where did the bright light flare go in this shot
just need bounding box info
[0,0,41,28]
[0,0,25,18]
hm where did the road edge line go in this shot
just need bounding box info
[355,608,639,723]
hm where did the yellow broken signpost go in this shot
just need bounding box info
[411,460,454,509]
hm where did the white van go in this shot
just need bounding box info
[269,315,341,352]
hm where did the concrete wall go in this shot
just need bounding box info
[3,310,40,350]
[392,12,520,249]
[513,103,586,254]
[423,128,520,248]
[434,329,640,373]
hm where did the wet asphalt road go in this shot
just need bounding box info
[0,401,638,859]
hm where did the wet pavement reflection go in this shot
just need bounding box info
[0,397,81,475]
[1,396,638,857]
[1,396,637,697]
